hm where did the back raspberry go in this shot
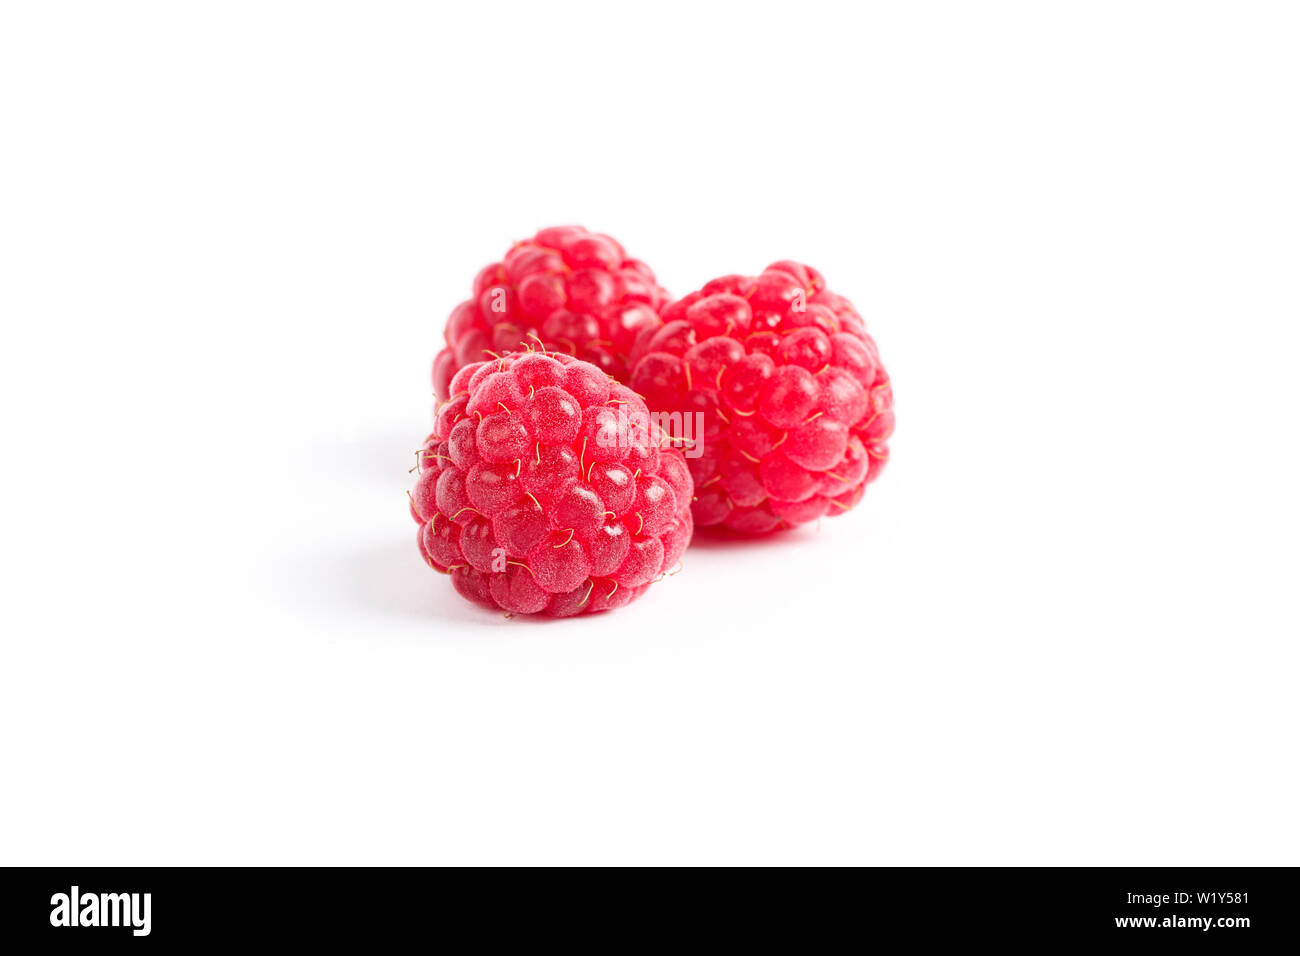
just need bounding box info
[432,226,670,400]
[627,262,893,534]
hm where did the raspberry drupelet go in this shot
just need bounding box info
[412,351,694,616]
[431,226,670,401]
[626,262,893,535]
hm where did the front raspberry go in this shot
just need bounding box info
[627,262,893,534]
[412,351,694,615]
[432,226,670,400]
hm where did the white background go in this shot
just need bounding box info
[2,2,1297,865]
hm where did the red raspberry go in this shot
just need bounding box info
[432,226,670,400]
[412,351,694,616]
[626,262,893,535]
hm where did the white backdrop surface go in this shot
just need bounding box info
[1,2,1297,865]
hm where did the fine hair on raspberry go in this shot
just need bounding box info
[627,261,893,535]
[412,350,695,616]
[432,226,670,401]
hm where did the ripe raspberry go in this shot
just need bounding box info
[432,226,670,401]
[412,351,694,616]
[627,262,893,535]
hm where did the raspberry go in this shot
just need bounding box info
[432,226,670,400]
[413,351,694,616]
[627,262,893,534]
